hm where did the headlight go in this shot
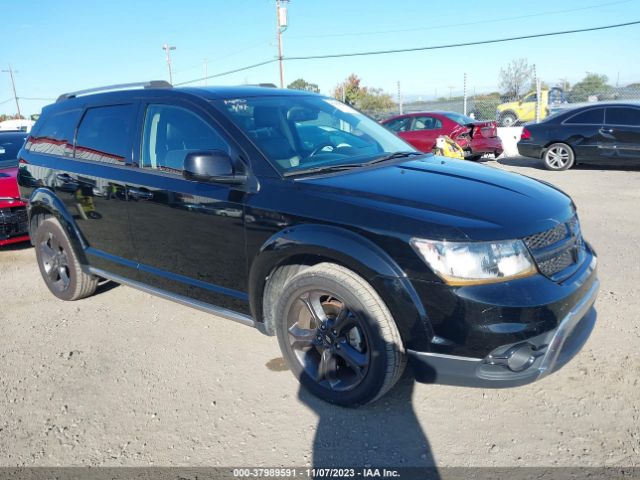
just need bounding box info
[410,238,537,285]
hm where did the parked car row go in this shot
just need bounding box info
[14,82,599,406]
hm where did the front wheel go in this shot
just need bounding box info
[274,263,406,407]
[543,143,575,171]
[499,112,518,127]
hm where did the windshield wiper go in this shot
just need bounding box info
[285,151,424,177]
[363,151,424,165]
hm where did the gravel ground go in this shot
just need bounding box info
[1,156,639,469]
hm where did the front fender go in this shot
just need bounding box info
[28,187,88,264]
[249,224,434,350]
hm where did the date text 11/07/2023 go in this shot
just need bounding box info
[232,468,401,478]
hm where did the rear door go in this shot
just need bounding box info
[602,106,640,164]
[125,100,250,313]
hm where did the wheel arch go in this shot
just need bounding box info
[249,224,434,350]
[28,188,89,264]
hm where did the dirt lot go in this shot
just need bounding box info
[1,156,639,468]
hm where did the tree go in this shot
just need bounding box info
[499,58,535,99]
[332,74,394,116]
[287,78,319,93]
[569,72,612,102]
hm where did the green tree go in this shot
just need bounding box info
[287,78,320,93]
[569,73,612,102]
[499,58,535,99]
[332,74,394,116]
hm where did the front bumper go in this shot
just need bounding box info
[408,276,599,388]
[0,205,30,246]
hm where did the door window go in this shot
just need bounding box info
[565,108,604,125]
[141,104,230,175]
[411,116,442,131]
[75,104,134,163]
[605,107,640,126]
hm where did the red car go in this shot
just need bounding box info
[382,111,503,159]
[0,131,30,246]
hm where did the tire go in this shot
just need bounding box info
[274,262,406,407]
[34,216,98,301]
[499,112,518,127]
[543,143,575,171]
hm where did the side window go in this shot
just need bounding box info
[523,93,537,103]
[141,104,230,174]
[26,109,81,157]
[565,108,604,125]
[605,107,640,126]
[411,116,442,131]
[385,117,410,132]
[75,104,134,164]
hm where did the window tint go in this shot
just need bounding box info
[141,104,230,174]
[605,107,640,126]
[26,109,81,157]
[411,116,442,130]
[565,108,604,124]
[384,117,411,132]
[76,105,134,163]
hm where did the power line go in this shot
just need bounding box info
[288,0,632,39]
[285,20,640,60]
[172,20,640,86]
[174,59,278,86]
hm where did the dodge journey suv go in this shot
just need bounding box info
[18,82,599,406]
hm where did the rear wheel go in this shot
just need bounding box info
[34,216,98,301]
[274,263,405,407]
[543,143,574,171]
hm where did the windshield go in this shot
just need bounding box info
[0,134,26,169]
[441,112,476,125]
[213,95,414,174]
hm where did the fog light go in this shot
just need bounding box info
[487,342,546,372]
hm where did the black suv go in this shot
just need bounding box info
[18,82,599,406]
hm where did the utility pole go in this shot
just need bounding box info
[397,81,403,115]
[2,65,21,118]
[275,0,289,88]
[162,43,176,85]
[463,73,467,115]
[204,58,208,86]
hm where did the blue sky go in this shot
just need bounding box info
[2,0,640,116]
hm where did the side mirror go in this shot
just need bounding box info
[183,151,246,184]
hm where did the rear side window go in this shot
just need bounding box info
[26,109,81,157]
[605,107,640,126]
[411,116,442,131]
[75,104,134,164]
[141,104,230,174]
[565,108,604,125]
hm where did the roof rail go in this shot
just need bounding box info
[56,80,172,102]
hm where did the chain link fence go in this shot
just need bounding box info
[364,84,640,125]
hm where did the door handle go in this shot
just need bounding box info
[56,173,76,182]
[599,128,614,134]
[128,188,154,200]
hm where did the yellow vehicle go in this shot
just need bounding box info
[432,135,465,160]
[496,87,566,126]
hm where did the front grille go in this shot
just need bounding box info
[523,216,584,280]
[0,206,29,238]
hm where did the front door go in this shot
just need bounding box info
[601,106,640,165]
[126,101,250,313]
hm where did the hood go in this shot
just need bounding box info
[0,167,20,200]
[297,156,574,241]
